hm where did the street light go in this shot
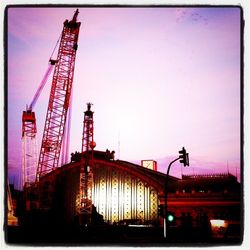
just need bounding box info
[164,147,189,239]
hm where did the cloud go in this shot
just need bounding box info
[7,8,67,45]
[175,8,188,23]
[174,7,210,26]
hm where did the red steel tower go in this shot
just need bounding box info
[82,103,95,153]
[78,103,95,224]
[36,9,81,181]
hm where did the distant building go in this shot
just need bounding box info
[141,160,157,171]
[7,184,19,226]
[165,173,241,240]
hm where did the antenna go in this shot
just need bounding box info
[118,130,120,159]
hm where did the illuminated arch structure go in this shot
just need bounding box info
[36,151,178,225]
[92,159,169,224]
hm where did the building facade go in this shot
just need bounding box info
[18,151,241,240]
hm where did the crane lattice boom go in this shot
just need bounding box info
[36,9,81,181]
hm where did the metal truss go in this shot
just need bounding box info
[36,10,81,182]
[78,103,94,224]
[22,110,37,188]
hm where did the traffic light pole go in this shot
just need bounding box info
[164,147,189,239]
[164,156,180,239]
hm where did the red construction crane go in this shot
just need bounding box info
[36,9,81,182]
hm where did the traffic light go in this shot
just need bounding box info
[167,212,176,224]
[158,204,164,217]
[179,147,189,167]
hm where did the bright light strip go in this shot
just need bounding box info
[210,219,226,227]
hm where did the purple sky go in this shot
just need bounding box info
[7,7,241,188]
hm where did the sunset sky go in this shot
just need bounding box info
[7,6,242,188]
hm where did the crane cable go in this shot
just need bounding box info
[28,33,62,111]
[49,33,62,61]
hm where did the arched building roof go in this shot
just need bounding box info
[45,150,180,197]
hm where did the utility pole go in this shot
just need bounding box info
[164,147,189,239]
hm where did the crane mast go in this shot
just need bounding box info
[36,9,81,182]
